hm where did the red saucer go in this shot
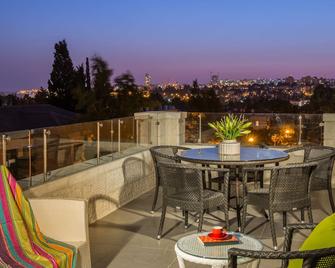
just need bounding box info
[208,232,228,240]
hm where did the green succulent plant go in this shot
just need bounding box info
[208,114,252,141]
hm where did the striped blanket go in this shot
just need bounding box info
[0,166,77,267]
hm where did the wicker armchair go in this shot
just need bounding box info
[149,145,189,213]
[241,162,317,250]
[210,145,269,202]
[156,161,230,239]
[284,145,335,213]
[228,223,335,268]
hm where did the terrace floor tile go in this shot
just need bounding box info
[90,189,334,268]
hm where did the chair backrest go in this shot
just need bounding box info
[305,146,335,190]
[149,145,189,185]
[269,163,317,211]
[304,146,335,162]
[157,162,204,203]
[285,145,335,191]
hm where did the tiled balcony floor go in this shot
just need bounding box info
[89,189,334,268]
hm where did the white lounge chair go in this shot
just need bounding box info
[29,198,92,268]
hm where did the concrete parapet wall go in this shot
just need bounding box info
[135,111,187,146]
[24,150,155,224]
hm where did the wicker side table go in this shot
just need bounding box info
[175,232,263,268]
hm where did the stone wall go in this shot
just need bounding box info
[25,150,155,224]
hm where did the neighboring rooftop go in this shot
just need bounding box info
[0,104,77,132]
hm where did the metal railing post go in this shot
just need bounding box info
[110,119,114,152]
[2,135,10,166]
[198,113,202,143]
[148,115,152,145]
[320,121,325,145]
[118,119,123,153]
[298,115,302,145]
[97,122,103,164]
[43,129,50,182]
[156,120,160,145]
[28,130,32,187]
[136,119,139,146]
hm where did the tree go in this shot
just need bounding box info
[188,87,222,112]
[85,57,91,91]
[72,64,88,113]
[308,85,335,113]
[47,40,76,110]
[191,79,200,95]
[34,87,49,104]
[75,64,86,90]
[89,55,114,119]
[114,71,142,116]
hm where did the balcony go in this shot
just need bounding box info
[1,111,335,267]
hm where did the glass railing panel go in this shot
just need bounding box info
[46,121,98,178]
[300,114,323,145]
[119,116,136,152]
[4,130,30,185]
[99,119,114,157]
[186,112,323,147]
[111,118,119,153]
[199,113,226,144]
[243,113,298,147]
[30,128,45,179]
[0,136,3,166]
[136,117,152,146]
[185,112,201,143]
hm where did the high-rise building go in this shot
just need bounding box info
[210,73,219,86]
[144,73,152,88]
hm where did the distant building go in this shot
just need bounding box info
[16,88,42,98]
[210,73,219,86]
[290,100,310,106]
[144,73,152,88]
[285,76,295,85]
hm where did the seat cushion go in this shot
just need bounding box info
[168,189,225,210]
[247,188,270,209]
[288,213,335,268]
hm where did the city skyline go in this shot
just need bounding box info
[1,0,335,91]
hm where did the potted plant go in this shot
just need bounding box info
[208,114,252,155]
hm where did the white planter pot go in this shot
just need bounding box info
[218,140,240,155]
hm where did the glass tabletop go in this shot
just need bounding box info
[178,146,289,164]
[177,232,263,260]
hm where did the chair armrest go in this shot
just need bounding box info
[242,162,318,173]
[283,146,305,153]
[29,198,89,243]
[228,247,335,268]
[283,223,317,252]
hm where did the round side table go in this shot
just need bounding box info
[175,232,263,268]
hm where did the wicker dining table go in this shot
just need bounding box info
[177,146,289,229]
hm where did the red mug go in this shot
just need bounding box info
[211,226,223,237]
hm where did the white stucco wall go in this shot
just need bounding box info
[25,150,155,224]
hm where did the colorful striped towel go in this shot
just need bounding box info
[0,166,77,267]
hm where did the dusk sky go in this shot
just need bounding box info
[1,0,335,91]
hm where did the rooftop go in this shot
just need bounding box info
[1,110,334,267]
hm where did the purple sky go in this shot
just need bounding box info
[1,0,335,91]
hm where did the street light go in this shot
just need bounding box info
[248,136,255,143]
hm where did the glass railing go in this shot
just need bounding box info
[185,112,323,146]
[1,111,324,190]
[0,116,151,190]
